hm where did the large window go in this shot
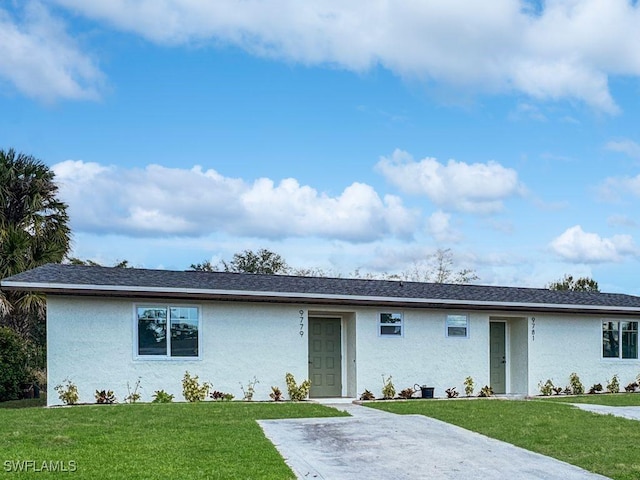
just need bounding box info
[446,314,469,338]
[137,305,200,358]
[602,320,638,359]
[379,312,403,336]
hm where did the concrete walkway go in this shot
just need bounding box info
[569,403,640,421]
[258,402,610,480]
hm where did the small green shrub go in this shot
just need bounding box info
[478,385,494,397]
[124,378,142,404]
[359,389,375,401]
[285,373,311,401]
[240,377,259,401]
[54,378,79,405]
[463,376,474,397]
[0,327,30,402]
[151,390,174,403]
[569,372,584,395]
[95,389,116,404]
[605,374,620,393]
[210,390,234,401]
[588,383,603,394]
[538,379,554,396]
[182,371,210,402]
[269,386,283,401]
[381,375,396,400]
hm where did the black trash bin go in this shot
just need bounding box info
[414,384,435,399]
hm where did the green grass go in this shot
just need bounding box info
[0,397,46,409]
[368,399,640,480]
[0,402,347,479]
[537,393,640,406]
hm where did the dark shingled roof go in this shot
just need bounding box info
[3,263,640,314]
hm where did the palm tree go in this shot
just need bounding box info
[0,148,71,345]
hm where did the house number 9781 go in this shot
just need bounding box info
[299,310,304,337]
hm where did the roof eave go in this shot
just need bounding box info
[3,280,640,316]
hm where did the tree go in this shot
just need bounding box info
[67,258,132,268]
[189,249,289,275]
[0,149,71,340]
[400,248,479,284]
[548,274,599,292]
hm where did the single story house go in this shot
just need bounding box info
[2,263,639,405]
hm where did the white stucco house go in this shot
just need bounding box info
[2,263,639,405]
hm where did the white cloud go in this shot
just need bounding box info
[606,139,640,160]
[0,3,103,101]
[52,160,418,241]
[597,174,640,202]
[549,225,636,263]
[427,210,460,243]
[376,149,523,214]
[44,0,640,112]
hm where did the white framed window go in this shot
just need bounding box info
[379,312,403,336]
[135,305,200,359]
[602,320,638,359]
[446,314,469,338]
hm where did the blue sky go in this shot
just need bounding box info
[2,1,640,293]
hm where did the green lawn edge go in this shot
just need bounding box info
[0,401,348,479]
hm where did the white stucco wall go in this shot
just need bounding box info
[47,296,309,405]
[46,295,639,404]
[355,308,490,398]
[527,314,640,395]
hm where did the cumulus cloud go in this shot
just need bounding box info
[42,0,640,112]
[0,3,103,101]
[52,160,418,241]
[549,225,636,263]
[376,149,523,214]
[427,211,460,243]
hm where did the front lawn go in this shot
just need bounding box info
[537,393,640,406]
[0,402,347,479]
[368,399,640,480]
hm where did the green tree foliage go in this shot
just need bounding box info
[395,248,479,284]
[190,249,289,275]
[0,327,30,401]
[0,149,71,372]
[67,258,131,268]
[548,274,599,292]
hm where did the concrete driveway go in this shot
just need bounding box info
[258,402,610,480]
[569,403,640,421]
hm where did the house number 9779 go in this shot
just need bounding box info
[299,310,304,337]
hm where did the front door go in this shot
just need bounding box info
[308,317,342,397]
[490,322,506,394]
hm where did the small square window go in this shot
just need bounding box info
[446,314,469,338]
[603,320,638,359]
[137,305,200,359]
[379,312,403,336]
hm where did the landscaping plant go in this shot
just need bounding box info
[588,383,603,394]
[381,375,396,399]
[478,385,494,397]
[240,376,259,401]
[95,389,117,404]
[539,379,554,396]
[269,386,283,401]
[463,376,474,397]
[445,387,459,398]
[359,389,375,401]
[182,371,211,402]
[54,378,79,405]
[151,390,174,403]
[124,378,142,403]
[398,387,415,399]
[285,373,311,401]
[606,374,620,394]
[569,372,584,395]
